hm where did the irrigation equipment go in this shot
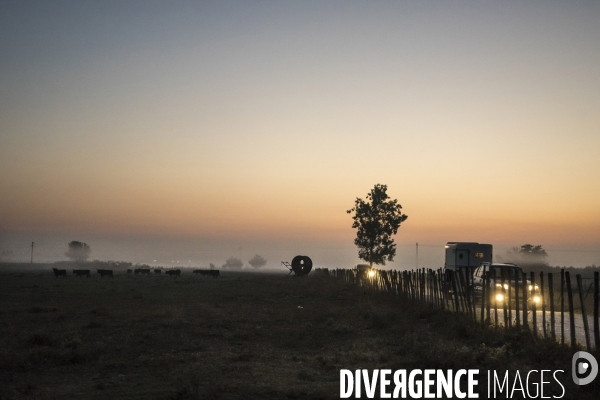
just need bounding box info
[281,255,313,276]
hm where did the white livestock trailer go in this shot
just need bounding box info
[444,242,493,276]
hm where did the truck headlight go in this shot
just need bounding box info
[495,283,509,290]
[495,293,504,302]
[533,296,541,304]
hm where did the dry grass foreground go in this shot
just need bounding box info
[0,270,598,399]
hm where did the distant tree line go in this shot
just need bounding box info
[498,244,599,278]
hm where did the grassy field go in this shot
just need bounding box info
[0,268,598,399]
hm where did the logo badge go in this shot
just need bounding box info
[572,351,598,385]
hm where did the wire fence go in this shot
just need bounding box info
[322,267,600,352]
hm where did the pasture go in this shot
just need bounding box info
[0,268,598,399]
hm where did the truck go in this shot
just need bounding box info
[443,243,541,304]
[444,242,493,275]
[471,262,541,304]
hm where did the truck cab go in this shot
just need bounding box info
[472,262,541,304]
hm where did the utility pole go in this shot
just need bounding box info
[416,242,418,269]
[31,242,35,264]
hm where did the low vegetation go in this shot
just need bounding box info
[0,268,597,399]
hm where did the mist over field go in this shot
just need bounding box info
[1,230,598,270]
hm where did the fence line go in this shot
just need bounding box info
[324,268,599,351]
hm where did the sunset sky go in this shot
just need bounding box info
[1,1,599,268]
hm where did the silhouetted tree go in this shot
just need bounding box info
[65,241,91,262]
[519,244,547,258]
[519,244,548,268]
[248,254,267,269]
[222,257,243,270]
[347,184,408,267]
[498,244,549,268]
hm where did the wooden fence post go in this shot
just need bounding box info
[561,269,565,346]
[472,267,477,319]
[421,268,425,302]
[413,270,418,301]
[565,272,576,350]
[454,269,465,313]
[492,269,498,327]
[384,271,392,293]
[522,270,528,330]
[502,268,509,327]
[531,272,537,338]
[515,269,520,329]
[442,269,449,311]
[576,274,591,351]
[485,267,491,325]
[480,268,486,326]
[507,268,513,327]
[541,272,546,338]
[432,270,438,307]
[594,271,599,350]
[434,269,439,307]
[548,273,555,341]
[454,269,466,313]
[451,271,460,313]
[459,269,472,319]
[427,270,431,303]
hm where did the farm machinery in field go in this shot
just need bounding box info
[281,255,313,276]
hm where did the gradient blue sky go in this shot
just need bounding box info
[1,1,599,268]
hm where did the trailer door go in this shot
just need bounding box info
[456,250,470,267]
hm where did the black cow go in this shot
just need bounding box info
[165,269,181,277]
[193,269,220,278]
[52,268,67,278]
[97,269,113,278]
[73,269,91,278]
[154,269,162,274]
[134,268,151,275]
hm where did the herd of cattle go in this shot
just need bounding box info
[51,267,220,278]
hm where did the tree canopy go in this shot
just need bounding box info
[519,244,548,258]
[65,240,91,262]
[222,257,243,270]
[347,184,408,267]
[248,254,267,269]
[499,244,549,268]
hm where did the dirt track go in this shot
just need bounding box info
[481,307,598,350]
